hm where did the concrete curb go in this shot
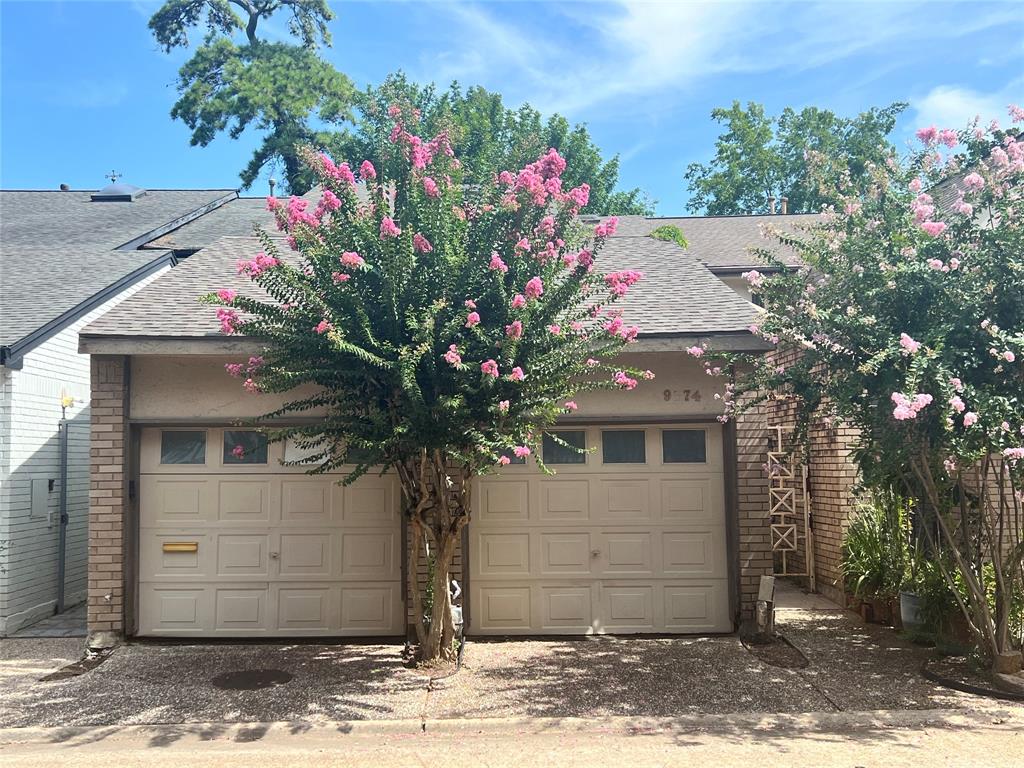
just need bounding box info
[3,706,1022,747]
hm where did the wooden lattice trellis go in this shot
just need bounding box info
[768,426,815,590]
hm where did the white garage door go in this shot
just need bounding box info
[470,424,731,635]
[138,428,403,637]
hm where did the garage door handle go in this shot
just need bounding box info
[270,551,280,559]
[591,549,601,558]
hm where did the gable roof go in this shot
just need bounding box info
[81,234,761,342]
[609,213,819,271]
[0,188,236,360]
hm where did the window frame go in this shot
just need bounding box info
[600,428,647,465]
[159,429,208,466]
[542,429,588,465]
[661,427,708,464]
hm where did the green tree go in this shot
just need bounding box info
[703,111,1024,669]
[326,73,655,215]
[685,100,906,215]
[149,0,353,193]
[207,111,649,661]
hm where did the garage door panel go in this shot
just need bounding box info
[141,477,211,524]
[598,479,652,522]
[276,586,335,631]
[341,532,397,579]
[215,588,269,632]
[340,586,400,632]
[662,529,727,578]
[139,428,402,638]
[539,532,593,576]
[342,479,398,526]
[539,480,590,522]
[473,585,532,631]
[478,480,530,523]
[663,582,730,632]
[599,532,653,576]
[469,423,731,636]
[598,585,655,631]
[139,585,209,634]
[217,480,272,523]
[540,586,594,631]
[216,534,270,577]
[279,533,333,577]
[661,478,722,522]
[282,480,337,525]
[476,532,531,577]
[141,532,213,578]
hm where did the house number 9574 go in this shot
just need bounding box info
[664,389,702,402]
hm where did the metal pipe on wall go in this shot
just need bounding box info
[57,418,69,614]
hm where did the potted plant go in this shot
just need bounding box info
[842,492,910,625]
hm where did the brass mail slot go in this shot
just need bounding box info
[162,541,198,553]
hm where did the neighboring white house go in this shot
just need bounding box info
[0,184,237,635]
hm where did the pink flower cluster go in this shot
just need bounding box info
[613,371,638,390]
[413,233,433,253]
[443,344,461,366]
[603,315,639,342]
[380,217,402,238]
[217,308,239,334]
[898,333,921,355]
[741,270,765,288]
[910,192,947,237]
[236,252,280,278]
[489,252,508,273]
[217,288,237,303]
[481,359,499,377]
[593,216,618,238]
[320,154,356,185]
[604,270,643,297]
[891,392,933,420]
[524,276,544,300]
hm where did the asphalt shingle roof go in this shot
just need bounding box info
[609,213,820,271]
[0,188,235,348]
[146,197,279,251]
[82,234,759,339]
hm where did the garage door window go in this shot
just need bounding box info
[543,431,586,464]
[160,430,206,465]
[224,430,268,464]
[662,429,707,463]
[602,429,646,464]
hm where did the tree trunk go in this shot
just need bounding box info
[419,525,459,663]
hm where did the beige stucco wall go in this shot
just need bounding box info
[130,352,727,422]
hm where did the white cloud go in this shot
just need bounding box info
[421,1,1020,121]
[912,80,1024,131]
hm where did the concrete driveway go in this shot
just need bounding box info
[1,599,982,730]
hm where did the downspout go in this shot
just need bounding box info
[57,417,69,613]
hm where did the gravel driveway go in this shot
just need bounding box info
[1,601,979,729]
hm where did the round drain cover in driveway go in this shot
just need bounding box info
[211,669,293,691]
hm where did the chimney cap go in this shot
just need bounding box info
[91,182,146,202]
[780,196,789,215]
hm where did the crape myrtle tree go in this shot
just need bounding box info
[206,105,651,662]
[699,107,1024,671]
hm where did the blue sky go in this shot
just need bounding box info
[2,1,1022,214]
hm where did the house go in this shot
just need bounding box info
[0,183,237,635]
[76,202,831,646]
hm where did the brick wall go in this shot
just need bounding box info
[734,394,772,619]
[87,355,129,647]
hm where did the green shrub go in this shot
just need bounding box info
[648,225,688,249]
[842,490,911,600]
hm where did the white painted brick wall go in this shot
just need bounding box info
[0,265,169,635]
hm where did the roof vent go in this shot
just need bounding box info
[91,182,146,202]
[578,214,602,223]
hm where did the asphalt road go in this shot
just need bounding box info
[3,708,1023,768]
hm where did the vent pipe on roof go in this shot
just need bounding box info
[269,177,277,197]
[59,183,70,191]
[768,196,776,214]
[780,196,789,215]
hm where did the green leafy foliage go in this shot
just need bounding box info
[842,491,911,600]
[150,0,352,193]
[648,224,688,249]
[708,112,1024,663]
[326,73,655,216]
[684,100,906,215]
